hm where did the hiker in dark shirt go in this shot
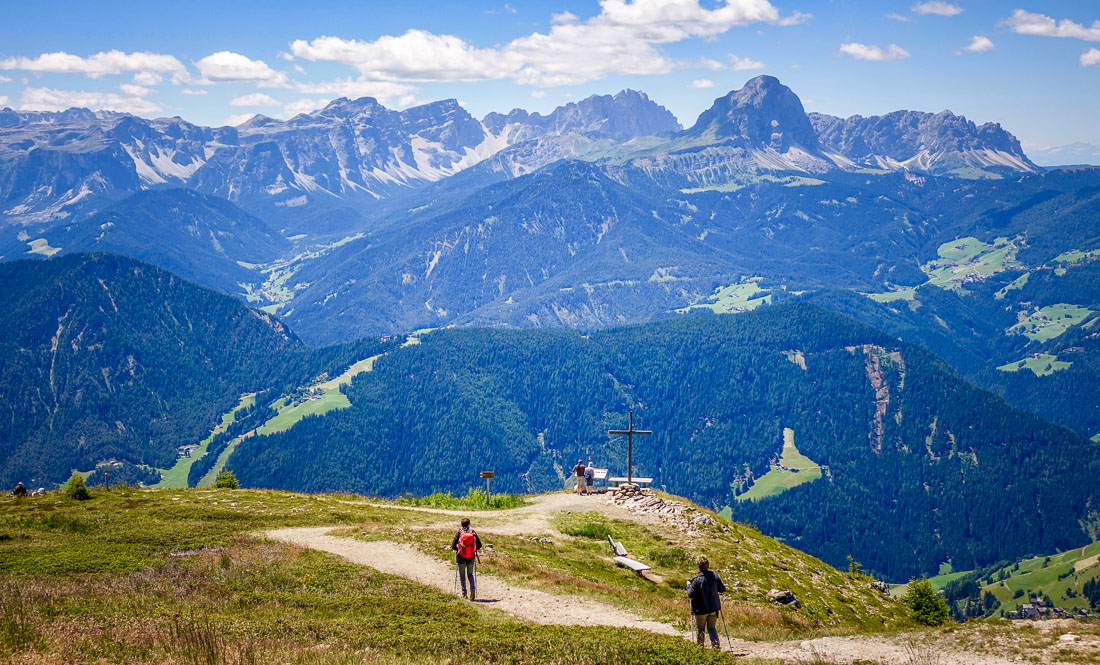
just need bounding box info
[450,517,483,600]
[686,554,726,648]
[572,460,586,494]
[11,482,27,498]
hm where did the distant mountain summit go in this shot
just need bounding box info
[685,75,818,151]
[483,89,680,141]
[810,110,1038,173]
[1026,142,1100,167]
[632,75,1037,181]
[480,89,681,176]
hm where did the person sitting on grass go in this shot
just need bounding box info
[11,481,27,498]
[450,517,482,600]
[687,554,726,648]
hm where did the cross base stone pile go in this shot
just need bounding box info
[608,484,726,535]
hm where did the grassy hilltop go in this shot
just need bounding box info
[0,485,911,665]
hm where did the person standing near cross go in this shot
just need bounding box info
[609,410,651,485]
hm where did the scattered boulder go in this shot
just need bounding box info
[870,580,890,595]
[767,589,801,608]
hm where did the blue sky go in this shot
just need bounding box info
[2,1,1098,148]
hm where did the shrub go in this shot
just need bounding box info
[63,474,91,501]
[395,488,525,510]
[214,471,239,489]
[903,578,950,625]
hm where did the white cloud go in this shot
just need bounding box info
[885,13,914,23]
[0,96,8,107]
[531,90,548,98]
[118,83,153,97]
[180,88,207,95]
[1082,48,1100,67]
[284,98,330,117]
[999,10,1100,41]
[838,42,910,62]
[277,51,295,62]
[230,92,281,107]
[19,87,163,115]
[962,35,994,54]
[0,50,188,82]
[295,78,416,105]
[195,51,289,87]
[291,30,507,82]
[689,78,715,88]
[132,71,163,86]
[223,113,258,127]
[0,74,13,83]
[911,2,963,17]
[291,1,806,88]
[728,54,765,70]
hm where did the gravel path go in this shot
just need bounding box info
[268,495,1027,665]
[267,526,680,634]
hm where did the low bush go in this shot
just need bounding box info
[903,578,950,625]
[214,471,239,489]
[63,474,90,501]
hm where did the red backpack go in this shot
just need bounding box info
[457,530,477,558]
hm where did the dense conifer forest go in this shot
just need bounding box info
[228,304,1100,580]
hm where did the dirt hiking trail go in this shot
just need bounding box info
[267,526,678,635]
[268,493,1025,664]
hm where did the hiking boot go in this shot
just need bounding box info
[462,591,467,599]
[470,590,476,601]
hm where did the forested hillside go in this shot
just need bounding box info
[229,304,1100,580]
[0,253,376,488]
[51,189,289,296]
[804,256,1100,439]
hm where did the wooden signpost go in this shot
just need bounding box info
[608,410,651,485]
[480,471,495,507]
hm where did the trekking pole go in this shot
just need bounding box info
[719,608,732,650]
[453,561,458,594]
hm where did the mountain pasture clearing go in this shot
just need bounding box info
[922,236,1021,290]
[1007,304,1093,342]
[675,278,771,314]
[736,428,822,502]
[155,393,255,488]
[996,353,1072,377]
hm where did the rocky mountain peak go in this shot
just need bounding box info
[482,90,680,141]
[687,75,818,151]
[809,108,1037,171]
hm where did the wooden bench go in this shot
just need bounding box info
[607,534,628,557]
[608,476,654,488]
[614,556,651,572]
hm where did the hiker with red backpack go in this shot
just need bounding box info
[450,517,482,600]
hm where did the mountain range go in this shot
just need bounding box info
[1,76,1038,239]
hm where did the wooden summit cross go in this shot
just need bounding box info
[608,410,651,485]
